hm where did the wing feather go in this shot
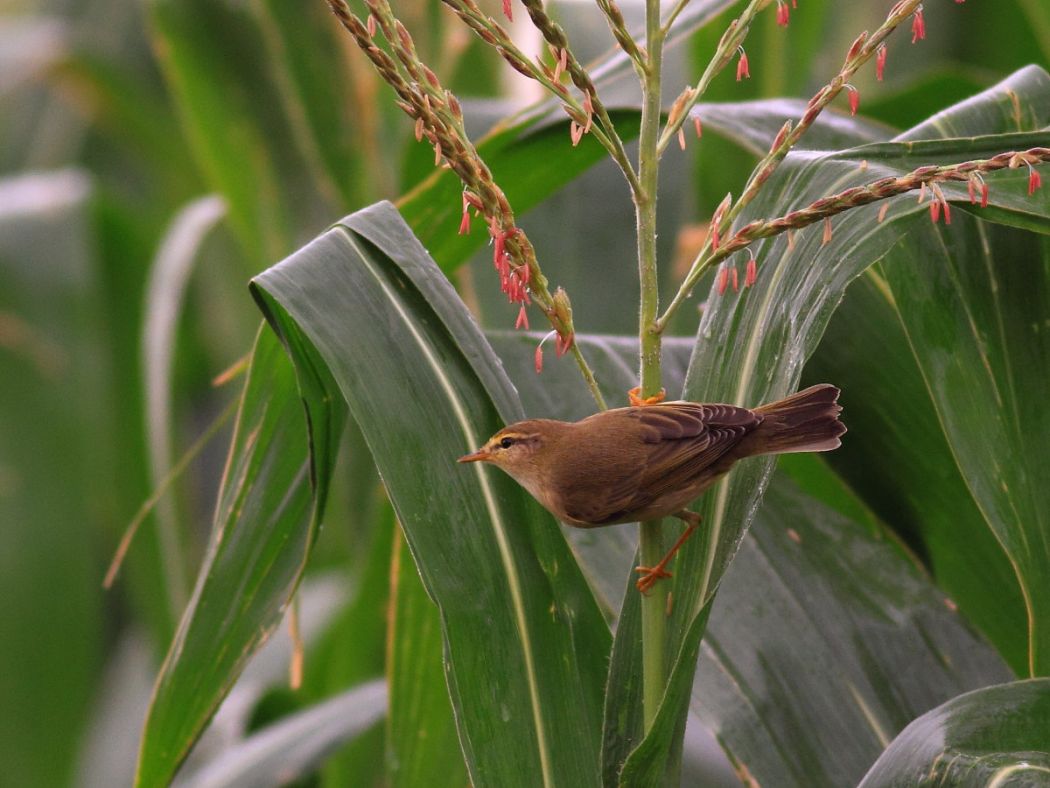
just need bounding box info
[559,403,760,524]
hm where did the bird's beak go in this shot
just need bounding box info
[458,448,490,463]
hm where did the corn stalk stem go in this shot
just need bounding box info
[637,0,666,734]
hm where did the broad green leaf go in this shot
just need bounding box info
[807,273,1029,674]
[859,679,1050,787]
[0,169,105,787]
[694,473,1012,787]
[879,216,1050,675]
[250,201,611,786]
[177,679,386,788]
[136,325,344,786]
[861,70,989,131]
[614,66,1050,780]
[493,332,1012,786]
[387,530,470,788]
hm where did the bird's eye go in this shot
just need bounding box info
[499,437,514,449]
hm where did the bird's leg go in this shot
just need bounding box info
[635,511,702,593]
[628,386,667,407]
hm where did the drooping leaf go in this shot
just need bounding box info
[136,325,344,786]
[250,201,611,786]
[858,679,1050,786]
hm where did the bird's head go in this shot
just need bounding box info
[458,420,560,488]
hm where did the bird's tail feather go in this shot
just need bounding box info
[752,384,846,455]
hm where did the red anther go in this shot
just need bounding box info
[911,7,925,43]
[736,49,750,81]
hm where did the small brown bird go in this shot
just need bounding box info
[459,384,845,592]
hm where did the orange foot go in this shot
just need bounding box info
[634,564,673,594]
[628,386,667,407]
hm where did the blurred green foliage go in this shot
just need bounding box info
[0,0,1047,784]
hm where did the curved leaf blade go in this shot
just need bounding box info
[136,325,343,787]
[859,679,1050,787]
[250,201,611,787]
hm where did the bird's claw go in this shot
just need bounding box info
[628,386,667,407]
[634,564,673,594]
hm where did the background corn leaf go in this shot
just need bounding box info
[859,679,1050,786]
[0,170,107,788]
[250,201,612,786]
[148,0,303,262]
[176,679,386,788]
[399,110,641,272]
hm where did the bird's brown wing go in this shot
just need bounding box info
[561,402,760,524]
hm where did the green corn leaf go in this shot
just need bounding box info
[859,679,1050,786]
[613,66,1050,782]
[250,202,611,786]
